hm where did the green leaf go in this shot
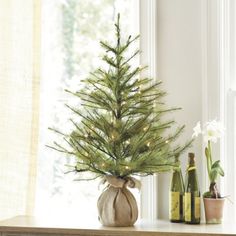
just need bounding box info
[212,160,220,168]
[203,191,212,198]
[209,167,219,182]
[218,165,225,176]
[209,160,225,182]
[212,160,225,176]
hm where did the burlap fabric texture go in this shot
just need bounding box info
[97,175,140,227]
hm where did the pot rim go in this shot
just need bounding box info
[203,197,225,201]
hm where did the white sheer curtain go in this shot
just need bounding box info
[0,0,41,220]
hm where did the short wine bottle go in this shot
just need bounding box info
[184,153,201,224]
[169,156,185,222]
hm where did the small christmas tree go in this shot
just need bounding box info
[49,14,192,181]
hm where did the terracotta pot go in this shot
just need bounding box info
[97,185,138,227]
[203,197,225,224]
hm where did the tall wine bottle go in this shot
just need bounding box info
[169,155,185,222]
[184,152,201,224]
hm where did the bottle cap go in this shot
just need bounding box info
[188,152,194,158]
[188,152,195,164]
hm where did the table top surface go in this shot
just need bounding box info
[0,215,235,235]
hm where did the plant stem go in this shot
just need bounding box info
[206,140,212,182]
[208,140,213,167]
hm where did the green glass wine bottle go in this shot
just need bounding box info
[169,155,185,222]
[184,152,201,224]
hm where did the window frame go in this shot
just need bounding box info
[139,0,158,220]
[201,0,235,221]
[37,0,159,220]
[220,0,236,221]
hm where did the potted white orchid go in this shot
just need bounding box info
[192,120,225,224]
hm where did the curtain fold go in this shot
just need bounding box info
[0,0,41,220]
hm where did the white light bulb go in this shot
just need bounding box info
[125,140,130,144]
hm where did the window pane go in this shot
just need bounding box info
[222,0,236,220]
[36,0,139,221]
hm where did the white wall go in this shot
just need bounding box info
[156,0,203,219]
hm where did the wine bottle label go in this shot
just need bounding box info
[185,192,191,222]
[195,196,200,219]
[187,166,196,171]
[170,191,180,220]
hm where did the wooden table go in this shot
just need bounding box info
[0,215,235,236]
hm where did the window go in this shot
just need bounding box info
[221,0,236,221]
[202,0,236,221]
[36,0,140,221]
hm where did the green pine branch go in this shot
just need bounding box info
[49,14,192,179]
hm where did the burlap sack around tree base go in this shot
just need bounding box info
[97,185,138,227]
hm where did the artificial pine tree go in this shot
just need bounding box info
[49,14,192,226]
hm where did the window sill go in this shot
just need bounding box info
[0,215,235,236]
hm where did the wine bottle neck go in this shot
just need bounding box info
[188,153,195,165]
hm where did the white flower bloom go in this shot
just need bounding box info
[203,120,224,143]
[192,121,202,138]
